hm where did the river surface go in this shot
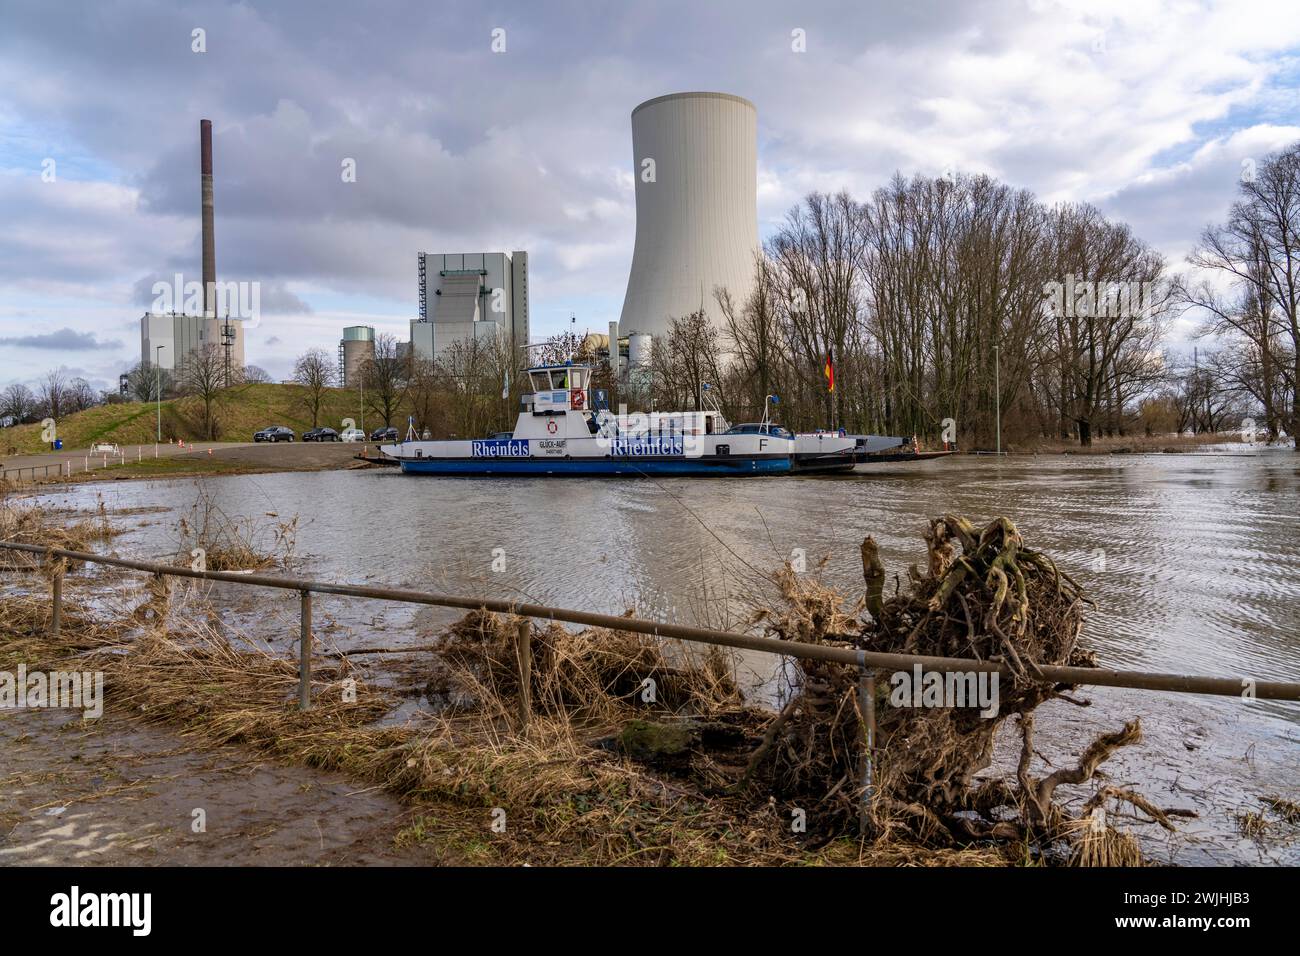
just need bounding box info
[26,450,1300,864]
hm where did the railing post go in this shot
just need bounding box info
[50,558,62,639]
[515,617,532,730]
[858,663,876,836]
[299,589,312,711]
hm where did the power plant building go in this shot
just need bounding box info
[619,92,759,340]
[140,312,244,375]
[414,251,529,361]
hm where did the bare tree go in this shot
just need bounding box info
[180,344,227,439]
[293,348,336,428]
[769,190,867,428]
[1,383,36,423]
[436,333,499,437]
[124,362,174,403]
[1041,203,1169,445]
[359,332,406,429]
[1180,142,1300,446]
[405,356,441,438]
[66,377,98,414]
[651,311,724,412]
[718,173,1176,447]
[717,252,792,422]
[38,369,69,421]
[536,330,585,367]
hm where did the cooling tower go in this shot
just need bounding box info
[619,92,758,340]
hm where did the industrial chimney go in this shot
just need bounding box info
[200,118,216,317]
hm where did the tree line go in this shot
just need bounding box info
[651,145,1299,448]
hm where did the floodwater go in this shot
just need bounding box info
[26,449,1300,864]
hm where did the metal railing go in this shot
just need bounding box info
[5,538,1298,831]
[4,540,1298,706]
[0,463,68,483]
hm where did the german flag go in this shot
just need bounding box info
[823,349,835,392]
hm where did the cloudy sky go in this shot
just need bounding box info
[1,0,1297,391]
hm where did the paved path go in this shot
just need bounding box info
[0,442,241,478]
[1,440,365,481]
[0,707,431,866]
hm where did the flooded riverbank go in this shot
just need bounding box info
[14,450,1300,863]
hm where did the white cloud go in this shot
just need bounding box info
[0,0,1297,386]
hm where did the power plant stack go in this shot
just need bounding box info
[200,119,217,319]
[140,118,244,377]
[619,92,759,341]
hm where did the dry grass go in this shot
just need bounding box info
[1262,795,1300,825]
[426,609,741,723]
[0,574,1007,866]
[0,484,118,567]
[1067,810,1143,867]
[1,509,1178,867]
[174,483,299,571]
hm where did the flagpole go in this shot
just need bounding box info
[827,349,836,433]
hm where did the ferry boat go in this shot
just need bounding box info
[380,363,795,476]
[378,362,933,477]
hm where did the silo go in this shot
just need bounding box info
[628,332,652,369]
[627,331,653,400]
[619,92,759,340]
[340,325,375,387]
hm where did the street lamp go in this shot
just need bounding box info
[155,345,165,441]
[993,344,1001,457]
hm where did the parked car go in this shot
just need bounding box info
[253,425,295,443]
[303,426,339,442]
[339,427,366,443]
[369,426,398,442]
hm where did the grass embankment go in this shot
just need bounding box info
[2,384,366,456]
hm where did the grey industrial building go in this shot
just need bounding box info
[414,251,529,361]
[140,311,244,377]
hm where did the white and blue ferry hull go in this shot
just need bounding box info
[394,454,791,477]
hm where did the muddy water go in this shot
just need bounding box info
[27,450,1300,864]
